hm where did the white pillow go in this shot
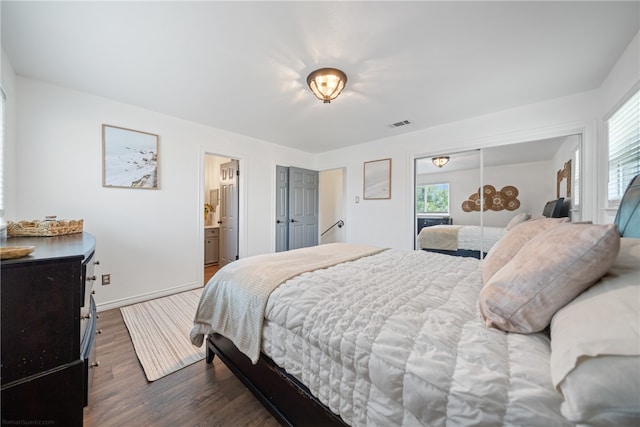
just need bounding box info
[482,217,568,284]
[479,223,620,333]
[505,212,531,230]
[550,237,640,426]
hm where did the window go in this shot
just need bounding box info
[608,89,639,205]
[416,183,449,214]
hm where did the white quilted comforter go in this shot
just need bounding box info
[458,225,507,252]
[261,248,571,427]
[419,225,507,252]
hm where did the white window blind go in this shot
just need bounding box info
[608,89,640,205]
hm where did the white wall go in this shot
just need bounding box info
[12,77,314,310]
[599,32,640,120]
[1,49,17,222]
[319,168,346,244]
[483,161,556,226]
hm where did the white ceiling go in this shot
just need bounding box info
[2,1,638,153]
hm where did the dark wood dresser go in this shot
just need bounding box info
[1,232,98,426]
[417,216,453,231]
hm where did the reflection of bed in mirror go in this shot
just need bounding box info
[414,134,582,258]
[418,197,568,258]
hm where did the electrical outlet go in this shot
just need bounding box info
[102,274,111,286]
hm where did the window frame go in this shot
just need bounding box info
[415,182,450,216]
[606,88,639,208]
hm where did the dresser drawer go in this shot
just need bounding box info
[80,296,98,406]
[417,216,452,231]
[81,295,98,407]
[205,227,220,265]
[1,259,80,384]
[82,251,97,308]
[1,360,84,426]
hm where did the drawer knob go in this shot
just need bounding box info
[93,260,100,265]
[87,275,97,282]
[82,313,91,320]
[96,329,103,335]
[90,361,100,368]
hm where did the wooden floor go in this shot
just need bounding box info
[204,264,220,283]
[84,265,280,427]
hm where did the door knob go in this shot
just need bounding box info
[276,220,281,224]
[290,219,298,223]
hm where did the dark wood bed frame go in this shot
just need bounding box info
[206,333,347,427]
[205,174,640,427]
[421,247,485,259]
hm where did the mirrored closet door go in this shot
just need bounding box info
[414,134,582,258]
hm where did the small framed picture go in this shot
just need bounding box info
[102,124,159,189]
[363,158,391,199]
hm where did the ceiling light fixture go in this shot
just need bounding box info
[306,68,347,103]
[432,156,450,168]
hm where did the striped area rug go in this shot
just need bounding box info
[120,288,205,381]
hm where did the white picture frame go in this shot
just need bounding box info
[102,124,159,189]
[363,158,391,199]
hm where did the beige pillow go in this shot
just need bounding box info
[505,212,531,231]
[479,223,621,333]
[482,217,568,284]
[550,237,640,426]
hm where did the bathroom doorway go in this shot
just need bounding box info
[204,153,239,281]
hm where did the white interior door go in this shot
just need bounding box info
[288,167,318,250]
[219,159,239,266]
[275,165,289,252]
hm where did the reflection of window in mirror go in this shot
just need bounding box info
[414,150,481,250]
[416,183,449,215]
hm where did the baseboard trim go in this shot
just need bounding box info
[96,282,202,312]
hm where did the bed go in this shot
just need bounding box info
[191,177,639,427]
[417,197,568,258]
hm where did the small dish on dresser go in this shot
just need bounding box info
[0,246,36,260]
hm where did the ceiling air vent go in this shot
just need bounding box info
[390,120,411,128]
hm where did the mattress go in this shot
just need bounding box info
[458,225,507,251]
[261,248,569,426]
[419,225,507,252]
